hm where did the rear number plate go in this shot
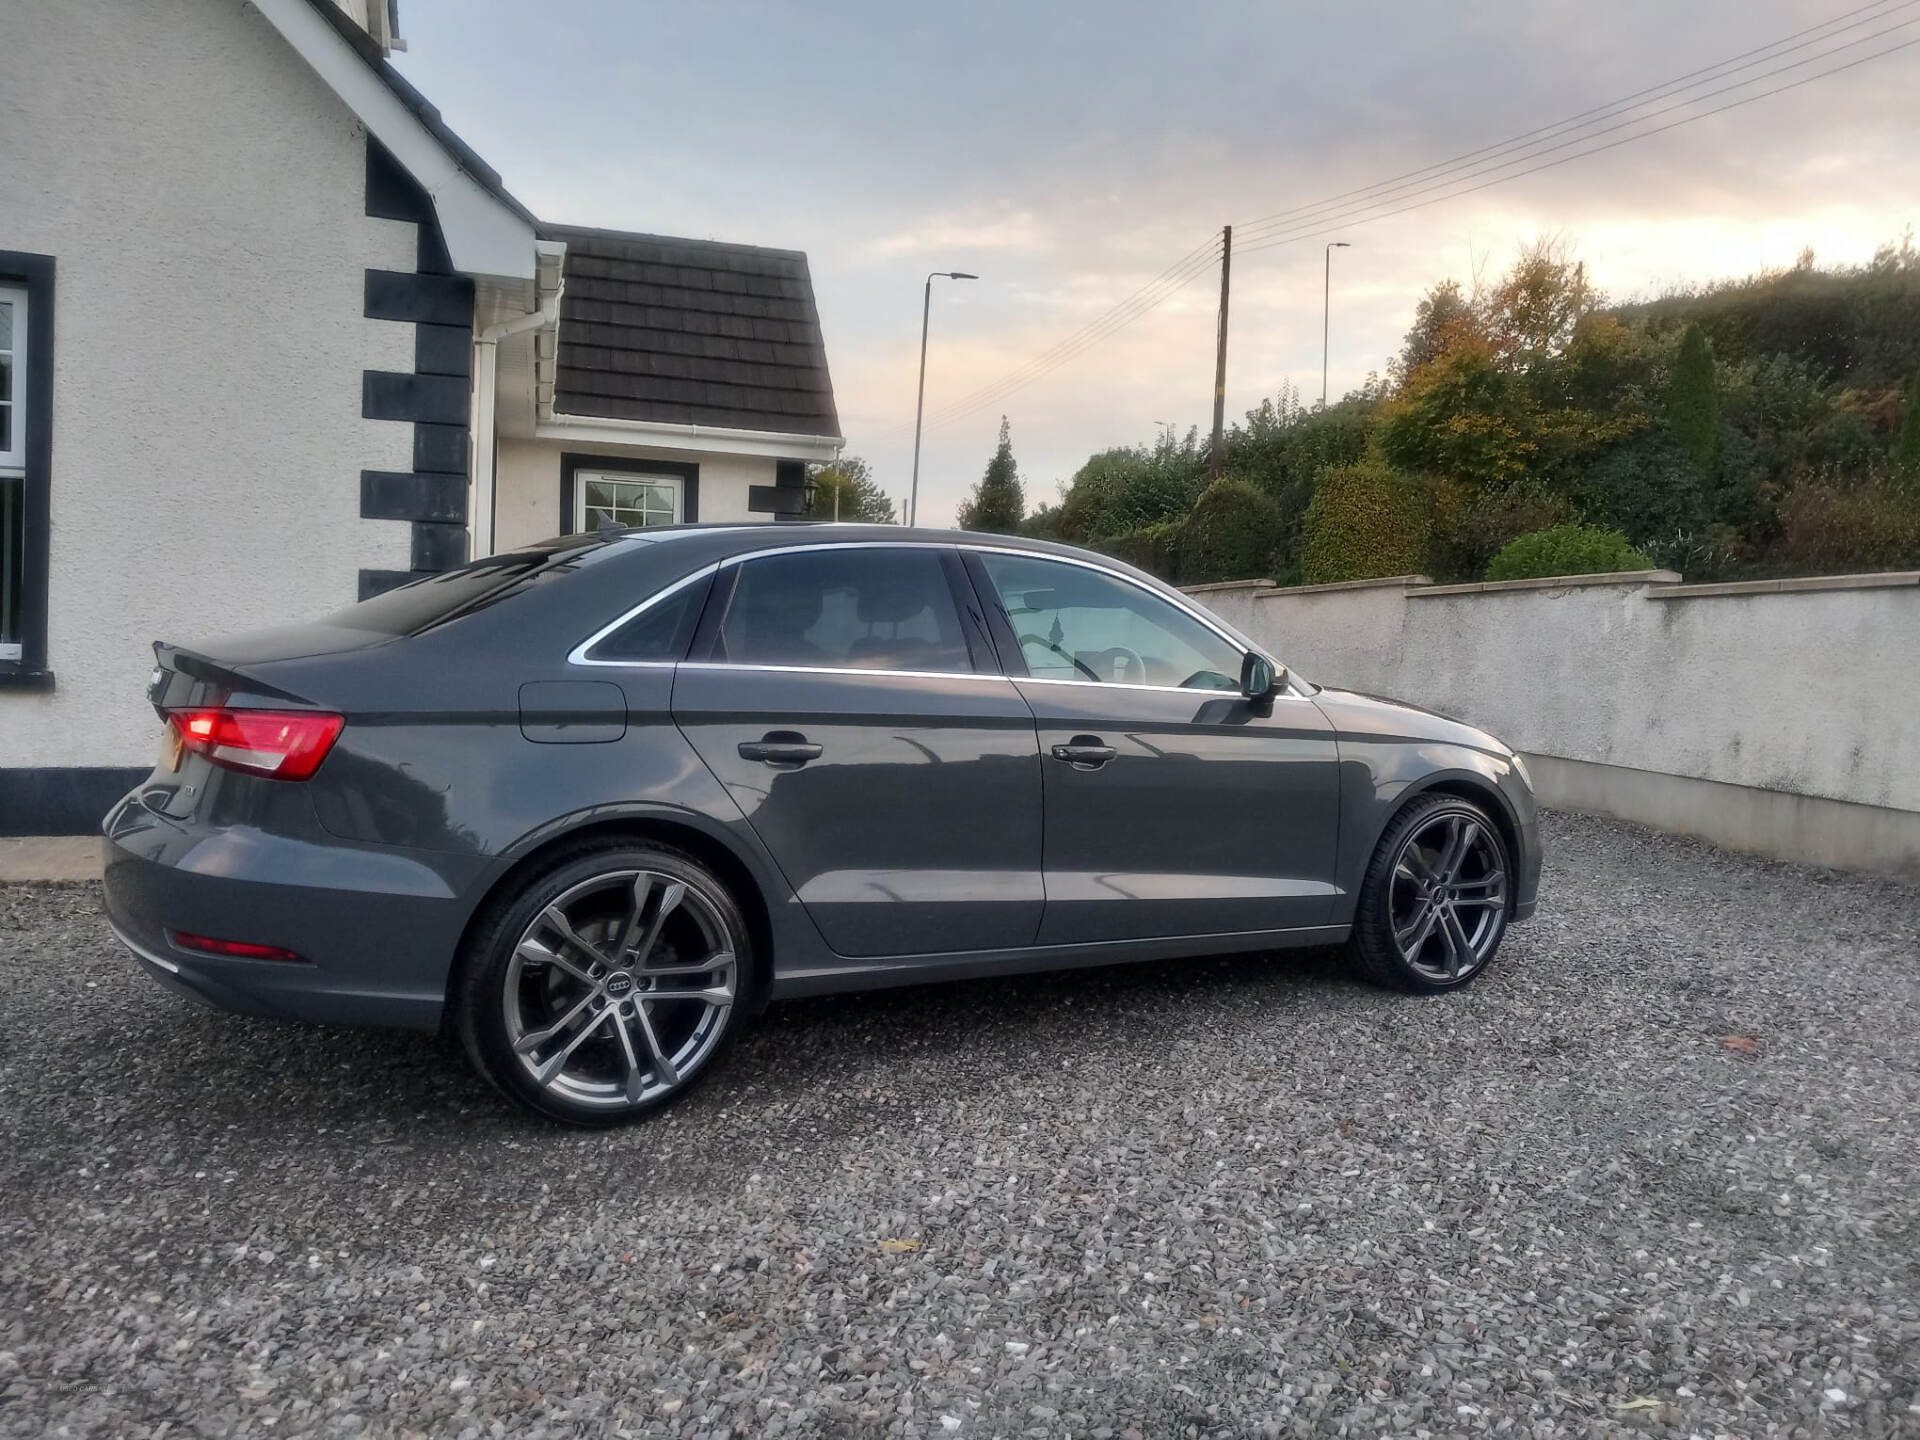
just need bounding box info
[159,722,183,773]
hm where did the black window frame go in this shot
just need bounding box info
[0,251,54,691]
[560,452,700,535]
[690,544,996,677]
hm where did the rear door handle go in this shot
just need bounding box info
[1050,736,1116,768]
[738,732,823,767]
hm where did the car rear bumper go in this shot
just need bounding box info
[102,788,480,1030]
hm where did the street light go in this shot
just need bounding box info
[909,270,977,528]
[1322,241,1350,409]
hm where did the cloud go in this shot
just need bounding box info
[865,211,1056,260]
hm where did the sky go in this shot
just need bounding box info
[392,0,1920,526]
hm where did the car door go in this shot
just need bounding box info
[964,548,1341,945]
[672,543,1044,959]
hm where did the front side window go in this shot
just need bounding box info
[979,552,1243,690]
[0,283,26,661]
[716,547,973,674]
[578,473,681,531]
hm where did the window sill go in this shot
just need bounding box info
[0,669,55,692]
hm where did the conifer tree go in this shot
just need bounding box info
[1668,323,1720,478]
[956,417,1026,533]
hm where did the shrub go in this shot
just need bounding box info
[1898,372,1920,493]
[1099,519,1185,581]
[1300,459,1430,584]
[1176,480,1283,584]
[1485,524,1653,581]
[1775,474,1920,573]
[1577,431,1710,546]
[1425,479,1571,584]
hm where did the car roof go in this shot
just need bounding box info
[518,522,1137,570]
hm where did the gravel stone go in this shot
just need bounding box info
[3,812,1918,1437]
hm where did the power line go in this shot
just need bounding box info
[1235,30,1920,259]
[1235,15,1920,252]
[901,9,1920,433]
[1234,0,1918,240]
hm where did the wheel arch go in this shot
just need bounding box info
[1392,769,1524,906]
[449,807,784,1017]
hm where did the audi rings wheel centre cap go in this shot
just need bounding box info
[604,971,636,1000]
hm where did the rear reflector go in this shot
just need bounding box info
[169,931,304,962]
[168,707,344,780]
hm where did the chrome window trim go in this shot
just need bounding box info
[676,661,1007,683]
[565,539,1293,687]
[1013,673,1314,701]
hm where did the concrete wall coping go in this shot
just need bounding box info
[1645,570,1920,600]
[1254,574,1435,599]
[1411,569,1683,597]
[1179,579,1278,596]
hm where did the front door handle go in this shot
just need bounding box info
[738,732,823,768]
[1050,735,1116,769]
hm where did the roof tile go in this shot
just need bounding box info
[542,225,839,438]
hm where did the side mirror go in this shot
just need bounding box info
[1240,651,1282,701]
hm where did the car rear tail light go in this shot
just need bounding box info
[169,931,304,962]
[168,707,344,780]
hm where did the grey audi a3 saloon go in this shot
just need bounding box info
[104,525,1540,1125]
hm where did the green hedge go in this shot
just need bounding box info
[1300,460,1430,584]
[1485,524,1653,581]
[1099,519,1186,580]
[1176,479,1284,584]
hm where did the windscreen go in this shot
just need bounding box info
[323,537,611,637]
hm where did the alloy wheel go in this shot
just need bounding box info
[1388,810,1507,983]
[502,869,737,1111]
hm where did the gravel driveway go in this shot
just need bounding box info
[2,812,1918,1438]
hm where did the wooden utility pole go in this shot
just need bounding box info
[1210,225,1231,480]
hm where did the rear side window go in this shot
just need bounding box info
[585,573,712,662]
[715,548,973,674]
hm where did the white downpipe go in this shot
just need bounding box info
[468,339,499,558]
[469,275,564,558]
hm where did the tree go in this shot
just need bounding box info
[1392,280,1483,385]
[805,455,896,523]
[1668,323,1720,478]
[956,417,1026,533]
[1377,343,1538,489]
[1482,238,1596,370]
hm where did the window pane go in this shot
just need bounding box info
[578,473,680,531]
[589,573,712,661]
[980,553,1243,689]
[0,401,10,455]
[720,548,972,673]
[0,300,12,352]
[325,536,607,637]
[1,476,21,650]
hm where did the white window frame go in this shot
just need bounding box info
[0,283,25,473]
[574,469,683,532]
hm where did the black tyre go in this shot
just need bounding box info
[1346,793,1511,992]
[454,842,752,1125]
